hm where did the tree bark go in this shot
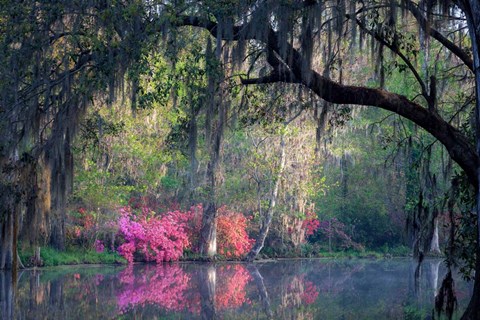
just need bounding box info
[199,38,226,258]
[430,217,441,255]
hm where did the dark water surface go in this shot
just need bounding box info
[1,259,473,319]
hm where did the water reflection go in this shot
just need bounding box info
[2,259,473,319]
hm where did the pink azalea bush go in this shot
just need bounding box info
[116,203,254,263]
[117,206,190,263]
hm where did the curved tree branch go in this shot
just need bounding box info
[171,14,479,187]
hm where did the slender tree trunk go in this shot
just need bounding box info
[430,217,441,255]
[0,210,14,270]
[189,104,199,203]
[430,260,441,298]
[246,132,287,261]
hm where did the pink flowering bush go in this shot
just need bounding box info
[116,203,253,262]
[117,206,190,263]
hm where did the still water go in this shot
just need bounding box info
[1,259,473,319]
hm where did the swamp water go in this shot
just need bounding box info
[1,259,473,319]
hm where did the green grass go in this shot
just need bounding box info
[19,246,127,267]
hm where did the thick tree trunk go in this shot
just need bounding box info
[246,133,286,262]
[199,110,224,257]
[199,38,227,258]
[200,201,218,258]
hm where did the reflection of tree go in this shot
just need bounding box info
[281,274,319,307]
[0,271,14,319]
[199,265,215,320]
[248,265,273,319]
[10,260,475,319]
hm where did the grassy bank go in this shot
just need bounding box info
[18,244,413,268]
[19,247,127,267]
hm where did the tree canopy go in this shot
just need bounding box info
[1,0,480,318]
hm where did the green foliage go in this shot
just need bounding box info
[19,247,126,267]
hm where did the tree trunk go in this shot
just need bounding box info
[0,210,14,270]
[430,217,441,255]
[199,103,224,257]
[246,132,286,262]
[199,37,227,258]
[189,104,199,203]
[200,201,218,258]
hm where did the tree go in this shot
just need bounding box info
[1,0,480,317]
[164,1,480,318]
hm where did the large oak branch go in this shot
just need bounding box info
[172,14,480,187]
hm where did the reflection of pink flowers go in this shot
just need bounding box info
[115,264,252,315]
[215,265,252,308]
[301,281,319,304]
[117,266,191,314]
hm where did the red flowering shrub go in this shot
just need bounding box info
[302,211,321,236]
[117,206,190,263]
[216,206,255,258]
[301,281,319,305]
[183,205,254,258]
